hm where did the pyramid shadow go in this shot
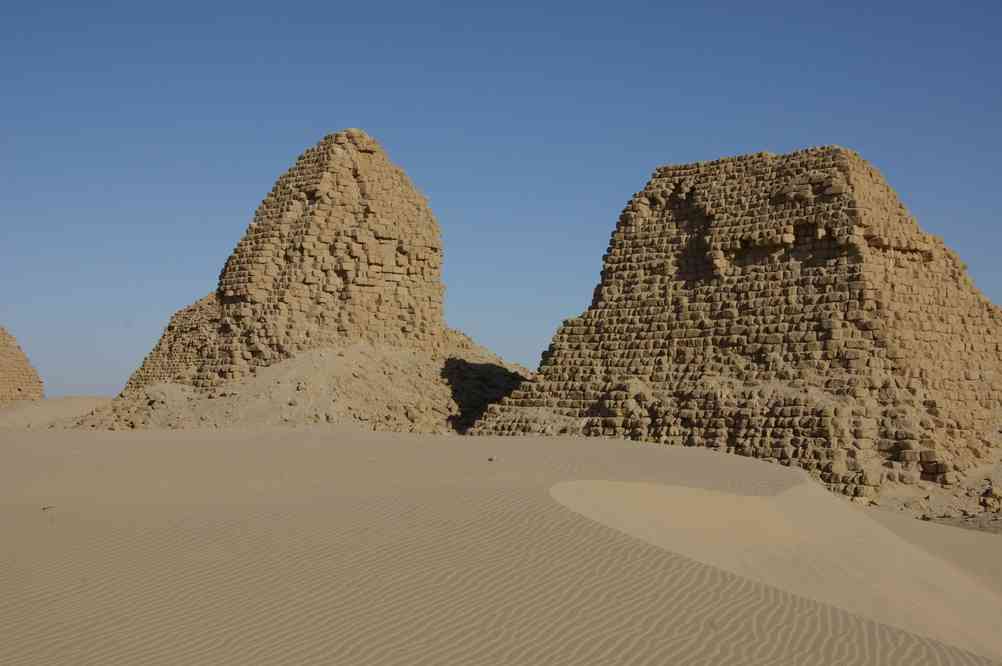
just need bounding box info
[441,358,525,433]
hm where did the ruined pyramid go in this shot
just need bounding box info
[473,146,1002,497]
[0,326,44,403]
[86,129,522,431]
[128,128,453,390]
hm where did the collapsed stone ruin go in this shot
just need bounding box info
[473,146,1002,498]
[83,129,523,432]
[0,326,44,403]
[128,128,456,389]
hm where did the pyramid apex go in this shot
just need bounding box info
[317,128,383,154]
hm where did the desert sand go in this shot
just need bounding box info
[72,343,525,434]
[0,396,110,431]
[2,422,1000,665]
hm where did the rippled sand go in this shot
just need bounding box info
[2,427,1000,665]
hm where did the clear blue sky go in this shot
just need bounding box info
[2,1,1000,396]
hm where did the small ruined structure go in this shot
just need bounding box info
[127,129,455,391]
[0,326,44,403]
[474,146,1002,497]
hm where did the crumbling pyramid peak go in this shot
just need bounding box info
[474,145,1002,498]
[0,326,44,403]
[126,128,451,392]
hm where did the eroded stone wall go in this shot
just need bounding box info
[0,326,44,403]
[126,129,447,392]
[473,146,1002,496]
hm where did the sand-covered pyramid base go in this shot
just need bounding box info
[75,332,526,433]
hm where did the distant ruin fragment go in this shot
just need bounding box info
[0,327,44,403]
[473,146,1002,497]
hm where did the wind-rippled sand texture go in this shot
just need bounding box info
[2,428,1000,665]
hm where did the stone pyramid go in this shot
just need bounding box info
[127,129,455,392]
[0,326,44,403]
[473,146,1002,497]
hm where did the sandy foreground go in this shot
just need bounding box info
[1,420,1001,665]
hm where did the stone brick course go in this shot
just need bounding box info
[0,326,44,403]
[473,146,1002,496]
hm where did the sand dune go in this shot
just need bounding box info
[867,506,1002,596]
[552,480,1002,659]
[1,428,999,665]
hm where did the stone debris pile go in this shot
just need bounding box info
[0,326,44,403]
[473,146,1002,498]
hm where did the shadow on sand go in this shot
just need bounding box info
[440,358,526,433]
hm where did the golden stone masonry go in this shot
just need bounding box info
[473,146,1002,497]
[126,129,452,392]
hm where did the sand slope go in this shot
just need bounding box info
[1,429,1000,665]
[866,506,1002,595]
[551,480,1002,659]
[72,342,525,433]
[0,397,110,430]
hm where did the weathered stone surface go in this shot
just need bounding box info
[0,327,44,403]
[90,129,526,433]
[126,129,451,392]
[472,146,1002,496]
